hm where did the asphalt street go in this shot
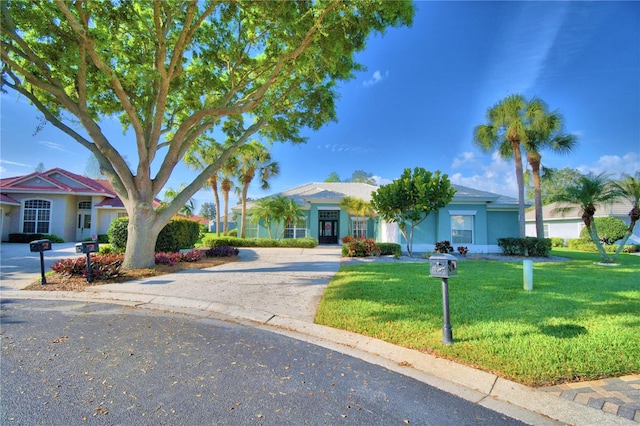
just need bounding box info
[1,299,526,426]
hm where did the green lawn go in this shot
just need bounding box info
[315,249,640,386]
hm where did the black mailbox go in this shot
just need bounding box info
[429,254,458,278]
[76,241,100,254]
[29,239,52,252]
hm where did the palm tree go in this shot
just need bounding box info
[219,157,238,235]
[340,195,360,236]
[235,142,280,238]
[522,107,578,237]
[611,174,640,258]
[555,172,621,263]
[474,94,546,237]
[279,197,306,239]
[249,197,277,239]
[184,139,223,237]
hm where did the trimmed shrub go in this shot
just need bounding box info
[107,217,129,252]
[550,237,565,247]
[568,239,637,253]
[9,233,64,243]
[200,236,318,249]
[282,237,319,248]
[497,237,552,257]
[434,240,454,254]
[377,242,401,257]
[580,217,628,245]
[108,217,201,253]
[155,218,201,252]
[204,246,239,257]
[341,238,381,258]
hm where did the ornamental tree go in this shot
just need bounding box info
[1,1,413,269]
[371,167,455,257]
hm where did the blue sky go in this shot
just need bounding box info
[1,1,639,211]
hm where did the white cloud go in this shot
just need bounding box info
[451,151,477,169]
[38,140,73,153]
[318,143,372,154]
[371,175,392,186]
[0,159,32,168]
[576,152,640,178]
[450,152,518,197]
[363,70,389,87]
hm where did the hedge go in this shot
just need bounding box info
[8,233,65,243]
[107,217,202,253]
[497,237,552,257]
[568,239,638,253]
[200,236,319,249]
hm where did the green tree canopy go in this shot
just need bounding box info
[474,94,548,237]
[324,171,342,182]
[525,167,582,205]
[199,202,216,222]
[1,1,414,268]
[371,167,455,256]
[555,172,622,263]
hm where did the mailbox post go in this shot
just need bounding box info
[29,239,52,285]
[75,242,100,282]
[429,253,458,345]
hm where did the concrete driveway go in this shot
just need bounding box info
[0,242,82,291]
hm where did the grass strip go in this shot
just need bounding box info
[315,249,640,386]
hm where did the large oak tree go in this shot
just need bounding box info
[1,1,414,268]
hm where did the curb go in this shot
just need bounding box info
[2,290,635,425]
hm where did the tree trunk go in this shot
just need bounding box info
[611,206,639,261]
[222,190,229,234]
[530,158,544,238]
[123,207,161,269]
[240,182,249,238]
[511,140,526,237]
[209,175,221,238]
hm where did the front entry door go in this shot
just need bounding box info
[319,219,338,244]
[76,212,91,241]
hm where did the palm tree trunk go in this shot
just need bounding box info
[611,206,640,261]
[209,175,221,237]
[530,158,544,238]
[223,190,229,234]
[512,141,526,237]
[240,182,249,238]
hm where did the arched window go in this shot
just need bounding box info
[23,199,51,233]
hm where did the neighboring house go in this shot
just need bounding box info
[525,201,640,243]
[208,214,237,234]
[235,182,520,253]
[0,168,128,242]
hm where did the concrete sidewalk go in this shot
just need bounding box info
[1,243,638,425]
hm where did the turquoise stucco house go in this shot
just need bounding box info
[235,182,520,254]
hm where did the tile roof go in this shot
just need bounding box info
[238,182,518,209]
[525,201,637,221]
[0,193,21,205]
[0,168,116,197]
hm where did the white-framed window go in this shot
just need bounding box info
[23,199,51,233]
[543,224,549,238]
[352,217,367,238]
[244,222,259,239]
[451,214,474,244]
[78,201,91,210]
[117,212,128,218]
[284,220,307,239]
